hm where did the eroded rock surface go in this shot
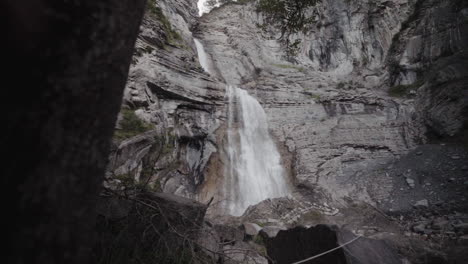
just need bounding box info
[105,0,468,262]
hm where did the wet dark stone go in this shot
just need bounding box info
[264,225,346,264]
[264,225,402,264]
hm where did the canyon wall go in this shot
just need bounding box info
[107,0,468,216]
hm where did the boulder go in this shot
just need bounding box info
[243,222,262,236]
[412,223,428,234]
[214,224,244,243]
[414,199,429,208]
[260,226,287,238]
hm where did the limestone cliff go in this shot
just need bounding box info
[103,0,468,262]
[108,0,466,212]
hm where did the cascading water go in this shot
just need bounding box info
[194,38,211,74]
[197,0,219,16]
[192,25,289,216]
[223,86,290,216]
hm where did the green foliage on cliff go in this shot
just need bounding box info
[257,0,320,32]
[256,0,321,59]
[273,63,305,72]
[113,109,155,140]
[146,0,182,46]
[388,80,424,97]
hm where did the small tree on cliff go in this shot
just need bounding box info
[257,0,321,60]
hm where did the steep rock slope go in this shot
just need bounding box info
[197,0,418,209]
[389,0,468,138]
[195,0,468,216]
[103,0,468,262]
[107,0,467,223]
[106,0,226,199]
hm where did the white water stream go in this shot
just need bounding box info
[194,38,211,74]
[193,29,289,216]
[197,0,220,16]
[223,86,290,216]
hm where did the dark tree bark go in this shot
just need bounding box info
[1,1,146,263]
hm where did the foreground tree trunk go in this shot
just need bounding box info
[1,1,146,263]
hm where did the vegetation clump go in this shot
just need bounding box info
[113,109,155,141]
[146,0,182,46]
[388,80,424,97]
[256,0,321,59]
[273,63,305,72]
[206,0,321,59]
[256,0,321,37]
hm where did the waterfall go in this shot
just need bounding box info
[224,86,290,216]
[197,0,219,16]
[197,0,210,16]
[194,38,211,74]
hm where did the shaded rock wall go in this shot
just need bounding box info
[388,0,468,138]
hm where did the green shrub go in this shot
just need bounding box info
[113,109,155,140]
[256,0,321,59]
[253,235,264,245]
[300,210,324,222]
[146,0,182,47]
[273,63,305,72]
[309,94,320,100]
[388,80,424,97]
[115,173,136,186]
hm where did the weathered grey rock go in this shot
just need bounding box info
[106,0,226,200]
[223,242,268,264]
[214,224,244,242]
[260,226,287,238]
[111,0,468,243]
[431,218,450,231]
[194,0,426,209]
[413,223,427,234]
[406,178,416,188]
[243,222,262,236]
[414,199,429,208]
[390,0,468,138]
